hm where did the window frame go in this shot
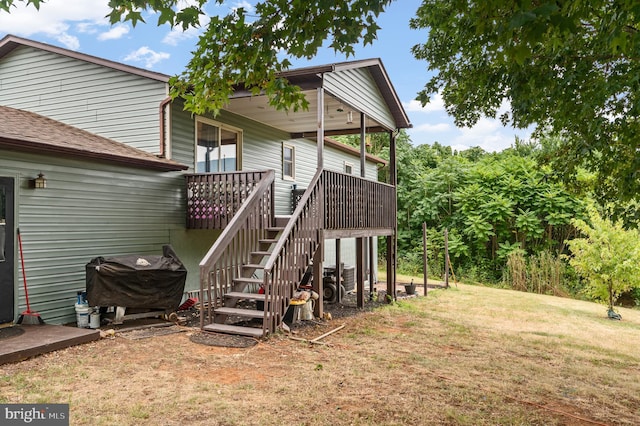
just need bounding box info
[282,143,295,181]
[195,116,243,173]
[344,161,354,175]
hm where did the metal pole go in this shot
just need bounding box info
[444,228,449,289]
[423,222,428,296]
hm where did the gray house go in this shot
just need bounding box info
[0,34,410,336]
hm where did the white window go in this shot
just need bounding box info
[344,161,354,175]
[283,143,295,180]
[196,118,242,172]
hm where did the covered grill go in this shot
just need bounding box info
[86,245,187,323]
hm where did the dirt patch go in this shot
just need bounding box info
[189,331,258,348]
[118,325,185,340]
[0,326,24,340]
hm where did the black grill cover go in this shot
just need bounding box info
[86,245,187,310]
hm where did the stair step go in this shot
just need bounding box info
[233,277,263,285]
[259,238,279,244]
[251,251,272,257]
[203,323,265,338]
[225,291,266,301]
[215,307,268,319]
[265,227,284,232]
[243,264,265,270]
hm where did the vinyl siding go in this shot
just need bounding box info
[169,101,196,168]
[0,149,191,324]
[0,45,168,153]
[324,68,396,131]
[170,105,382,216]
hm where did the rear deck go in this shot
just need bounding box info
[0,325,100,365]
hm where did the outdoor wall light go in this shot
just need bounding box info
[346,111,354,124]
[31,172,47,189]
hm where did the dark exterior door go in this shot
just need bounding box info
[0,177,15,324]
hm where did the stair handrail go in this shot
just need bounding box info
[261,168,324,334]
[198,169,275,328]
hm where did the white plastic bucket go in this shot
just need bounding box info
[75,303,90,328]
[89,311,100,329]
[300,299,315,321]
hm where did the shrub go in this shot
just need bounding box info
[566,207,640,311]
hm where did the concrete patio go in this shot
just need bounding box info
[0,324,100,366]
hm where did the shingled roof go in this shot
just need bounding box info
[0,105,187,171]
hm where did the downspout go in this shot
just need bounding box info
[317,85,324,170]
[158,96,172,159]
[359,112,366,178]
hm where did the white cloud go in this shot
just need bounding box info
[230,1,255,13]
[55,32,80,50]
[76,22,99,35]
[163,14,210,46]
[414,122,450,132]
[408,118,525,152]
[449,117,527,153]
[124,46,170,68]
[0,0,110,48]
[405,90,532,152]
[98,24,129,41]
[404,92,445,114]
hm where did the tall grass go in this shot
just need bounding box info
[503,251,568,296]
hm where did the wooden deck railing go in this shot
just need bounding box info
[185,171,271,229]
[323,170,396,232]
[195,168,396,335]
[261,169,324,334]
[198,170,275,327]
[260,170,396,334]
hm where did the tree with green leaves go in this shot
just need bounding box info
[410,0,640,200]
[395,143,587,281]
[567,206,640,315]
[0,0,393,116]
[4,1,640,201]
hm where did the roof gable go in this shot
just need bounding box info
[0,105,187,171]
[0,34,170,83]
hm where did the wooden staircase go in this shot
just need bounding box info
[202,226,284,338]
[197,167,397,338]
[198,168,324,338]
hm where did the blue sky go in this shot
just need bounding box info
[0,0,532,151]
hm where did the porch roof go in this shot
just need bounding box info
[226,59,412,137]
[0,106,188,171]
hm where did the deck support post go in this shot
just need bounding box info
[356,237,365,308]
[335,239,342,303]
[313,237,324,318]
[369,236,375,300]
[387,130,398,301]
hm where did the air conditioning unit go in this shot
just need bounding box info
[342,266,355,292]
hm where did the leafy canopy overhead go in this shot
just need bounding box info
[3,1,640,198]
[410,0,640,200]
[0,0,393,115]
